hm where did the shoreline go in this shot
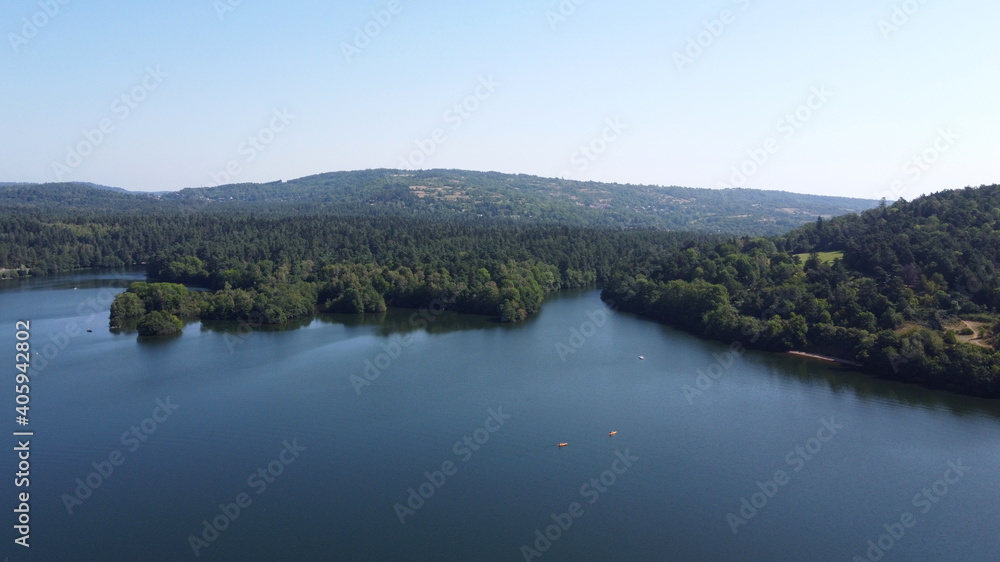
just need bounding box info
[786,351,862,367]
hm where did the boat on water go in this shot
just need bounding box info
[557,442,568,447]
[608,431,617,436]
[638,355,645,360]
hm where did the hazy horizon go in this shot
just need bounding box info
[3,1,997,200]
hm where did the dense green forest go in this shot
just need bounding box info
[0,170,870,327]
[0,182,710,324]
[4,173,999,398]
[101,218,699,327]
[603,185,1000,398]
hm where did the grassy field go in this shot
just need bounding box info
[794,251,844,265]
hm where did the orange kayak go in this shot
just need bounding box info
[608,431,618,436]
[557,442,568,447]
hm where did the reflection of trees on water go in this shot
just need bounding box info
[749,351,1000,421]
[194,307,529,338]
[318,309,525,336]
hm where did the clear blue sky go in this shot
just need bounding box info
[2,0,997,199]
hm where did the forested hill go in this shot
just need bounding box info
[784,186,1000,300]
[603,184,1000,398]
[0,169,877,234]
[170,169,880,233]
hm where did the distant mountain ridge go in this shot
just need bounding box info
[0,181,127,192]
[0,169,879,235]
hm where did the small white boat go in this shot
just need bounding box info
[638,355,645,360]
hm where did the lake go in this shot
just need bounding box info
[2,269,999,561]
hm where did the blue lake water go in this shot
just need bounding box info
[2,269,999,561]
